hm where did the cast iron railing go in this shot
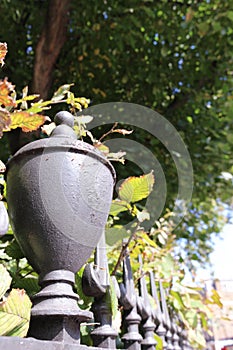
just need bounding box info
[0,236,193,350]
[0,111,193,350]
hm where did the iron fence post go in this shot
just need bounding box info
[120,245,142,350]
[159,281,173,350]
[149,272,167,350]
[82,233,117,348]
[138,256,157,350]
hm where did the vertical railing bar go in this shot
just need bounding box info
[138,256,157,350]
[120,244,142,350]
[149,272,167,350]
[159,281,173,350]
[82,232,117,348]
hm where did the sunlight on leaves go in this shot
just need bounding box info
[10,111,48,132]
[0,288,31,337]
[119,171,154,203]
[110,199,129,216]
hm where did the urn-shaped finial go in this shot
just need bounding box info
[6,111,116,342]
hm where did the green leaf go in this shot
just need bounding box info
[75,267,93,309]
[0,288,32,337]
[0,265,11,299]
[14,277,39,296]
[170,290,186,310]
[200,311,208,330]
[197,22,210,36]
[105,226,128,246]
[5,239,24,259]
[109,199,129,216]
[16,94,39,105]
[227,11,233,21]
[26,100,52,114]
[118,171,154,203]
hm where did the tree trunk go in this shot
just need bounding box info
[32,0,71,100]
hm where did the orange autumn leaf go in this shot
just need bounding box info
[0,107,11,137]
[10,111,47,132]
[0,43,7,67]
[0,78,16,107]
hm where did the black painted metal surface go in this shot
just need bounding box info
[119,245,142,350]
[149,271,167,350]
[137,256,156,350]
[6,111,115,275]
[6,111,116,343]
[82,233,117,348]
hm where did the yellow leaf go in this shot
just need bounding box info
[210,289,223,308]
[0,288,31,337]
[75,97,90,109]
[110,199,129,216]
[119,171,155,203]
[137,231,158,248]
[10,111,47,132]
